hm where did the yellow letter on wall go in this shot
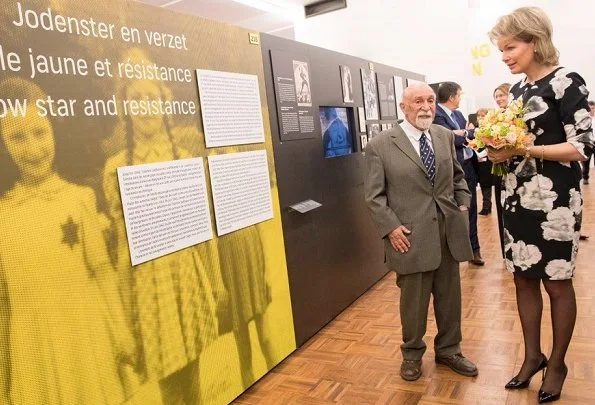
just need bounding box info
[472,62,483,76]
[471,46,479,59]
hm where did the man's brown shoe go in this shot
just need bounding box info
[435,353,478,377]
[469,250,485,266]
[400,359,422,381]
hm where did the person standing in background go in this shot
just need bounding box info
[434,82,485,266]
[493,83,511,110]
[578,100,594,241]
[492,83,512,258]
[582,100,595,184]
[473,108,492,216]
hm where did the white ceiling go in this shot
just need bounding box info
[135,0,316,35]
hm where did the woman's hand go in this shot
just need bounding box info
[487,146,521,163]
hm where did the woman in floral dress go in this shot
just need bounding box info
[488,7,594,403]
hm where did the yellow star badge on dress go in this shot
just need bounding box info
[61,215,80,249]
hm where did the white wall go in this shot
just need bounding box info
[293,0,595,116]
[293,0,470,84]
[468,0,595,109]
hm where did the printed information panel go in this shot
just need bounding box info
[197,69,265,147]
[117,157,212,265]
[208,150,273,236]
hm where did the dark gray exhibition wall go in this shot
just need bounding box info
[260,33,425,346]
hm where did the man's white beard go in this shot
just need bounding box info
[416,116,433,130]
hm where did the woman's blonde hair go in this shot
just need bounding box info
[488,7,559,66]
[493,83,511,97]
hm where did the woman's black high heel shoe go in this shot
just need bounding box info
[505,353,548,389]
[538,364,568,403]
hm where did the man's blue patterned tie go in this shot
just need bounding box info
[419,132,436,185]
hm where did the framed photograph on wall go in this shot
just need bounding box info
[406,77,425,88]
[361,68,379,120]
[293,60,312,107]
[357,106,366,133]
[367,123,380,141]
[271,50,316,141]
[377,73,396,120]
[393,75,404,119]
[340,65,354,103]
[360,134,368,151]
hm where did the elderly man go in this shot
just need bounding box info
[364,83,478,381]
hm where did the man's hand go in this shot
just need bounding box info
[453,129,466,137]
[388,225,411,253]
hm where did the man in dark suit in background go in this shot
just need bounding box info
[582,100,595,184]
[433,82,484,266]
[578,100,595,241]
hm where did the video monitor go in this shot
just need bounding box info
[320,106,354,158]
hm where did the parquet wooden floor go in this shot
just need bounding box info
[234,175,595,404]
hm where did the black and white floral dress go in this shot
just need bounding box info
[503,67,594,279]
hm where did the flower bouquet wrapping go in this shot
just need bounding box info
[468,99,533,176]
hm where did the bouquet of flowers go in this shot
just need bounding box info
[468,99,533,176]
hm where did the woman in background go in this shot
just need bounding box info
[475,107,492,216]
[493,83,511,109]
[492,83,511,258]
[488,7,593,402]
